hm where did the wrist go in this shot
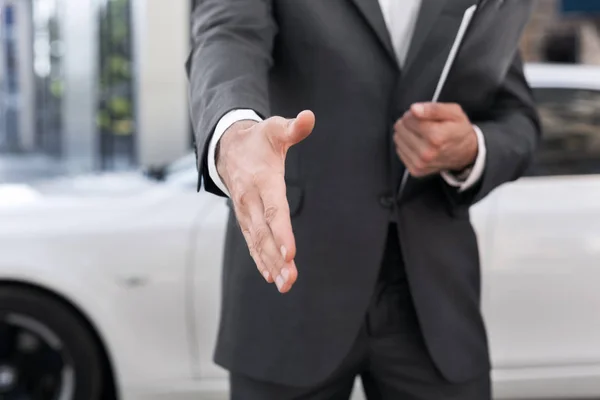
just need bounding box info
[450,163,474,181]
[453,126,478,172]
[216,120,258,182]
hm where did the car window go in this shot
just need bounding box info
[163,153,197,189]
[166,153,196,177]
[527,88,600,177]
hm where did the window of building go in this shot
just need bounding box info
[97,0,135,170]
[528,88,600,177]
[32,0,64,157]
[1,4,21,153]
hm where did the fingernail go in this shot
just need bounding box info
[262,270,271,281]
[412,103,425,116]
[280,246,287,259]
[281,268,290,282]
[275,275,285,291]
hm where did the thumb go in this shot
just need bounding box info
[285,110,315,146]
[410,102,463,122]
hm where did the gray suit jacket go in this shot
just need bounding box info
[187,0,540,387]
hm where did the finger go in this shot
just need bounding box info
[396,142,417,173]
[256,228,291,293]
[395,123,437,177]
[401,114,444,148]
[235,190,283,284]
[395,120,428,160]
[267,110,315,153]
[253,244,275,283]
[395,111,433,140]
[410,102,463,122]
[244,196,288,290]
[395,137,426,177]
[285,110,315,147]
[394,130,419,174]
[258,174,296,263]
[240,185,296,293]
[257,174,299,293]
[275,259,298,294]
[238,214,274,283]
[397,142,437,177]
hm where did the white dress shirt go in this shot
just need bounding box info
[207,0,487,197]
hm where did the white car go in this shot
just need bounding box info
[1,63,599,400]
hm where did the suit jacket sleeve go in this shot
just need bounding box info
[186,0,276,195]
[449,52,541,207]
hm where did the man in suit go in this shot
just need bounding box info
[187,0,540,398]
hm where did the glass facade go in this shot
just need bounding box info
[97,0,136,170]
[1,0,136,172]
[32,0,63,157]
[1,4,20,152]
[1,0,190,183]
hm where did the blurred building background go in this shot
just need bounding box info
[0,0,190,182]
[0,0,599,183]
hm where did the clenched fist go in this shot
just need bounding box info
[217,111,316,294]
[394,103,478,177]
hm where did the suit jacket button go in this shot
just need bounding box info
[379,195,395,209]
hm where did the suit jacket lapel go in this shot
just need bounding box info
[403,0,449,72]
[349,0,398,66]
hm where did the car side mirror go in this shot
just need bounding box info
[144,165,167,181]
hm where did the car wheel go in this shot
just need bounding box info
[0,287,103,400]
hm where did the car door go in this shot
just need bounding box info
[190,186,230,381]
[484,87,600,381]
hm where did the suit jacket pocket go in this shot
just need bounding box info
[285,184,304,217]
[225,184,304,217]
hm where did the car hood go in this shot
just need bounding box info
[0,172,160,204]
[0,172,184,232]
[36,171,160,196]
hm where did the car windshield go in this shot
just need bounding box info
[160,153,198,188]
[165,153,196,176]
[159,153,195,179]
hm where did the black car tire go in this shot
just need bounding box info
[0,286,103,400]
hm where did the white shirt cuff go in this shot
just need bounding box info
[207,109,263,197]
[441,125,486,192]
